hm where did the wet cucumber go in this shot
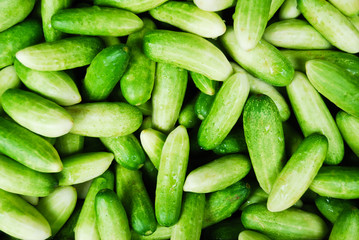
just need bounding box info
[315,197,354,223]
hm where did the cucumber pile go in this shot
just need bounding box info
[0,0,359,239]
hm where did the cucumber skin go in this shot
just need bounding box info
[190,71,218,96]
[315,197,354,223]
[194,92,216,121]
[0,0,36,32]
[329,208,359,240]
[94,0,169,13]
[336,111,359,157]
[213,127,247,155]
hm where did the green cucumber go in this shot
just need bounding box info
[0,66,21,111]
[239,230,272,240]
[198,72,249,150]
[101,36,121,46]
[56,152,114,186]
[140,128,166,169]
[243,94,285,194]
[221,27,294,86]
[116,165,157,236]
[74,180,93,200]
[37,186,77,235]
[315,197,354,223]
[282,122,303,156]
[233,0,271,50]
[54,203,82,240]
[0,154,57,197]
[298,0,359,53]
[2,89,73,138]
[336,111,359,157]
[328,0,359,17]
[0,189,51,240]
[171,193,205,240]
[66,102,142,137]
[329,208,359,240]
[121,18,156,106]
[279,0,301,20]
[52,6,143,36]
[21,195,39,206]
[193,0,236,11]
[183,154,251,193]
[136,100,152,116]
[16,36,104,71]
[213,127,247,155]
[155,125,189,227]
[190,71,219,96]
[242,203,328,240]
[143,30,232,81]
[267,134,328,212]
[286,72,344,165]
[152,63,188,132]
[101,134,146,170]
[202,218,244,240]
[194,92,216,120]
[95,189,131,240]
[178,99,199,129]
[0,19,42,69]
[0,0,36,32]
[131,225,172,240]
[55,133,84,157]
[14,59,81,106]
[94,0,169,13]
[150,1,226,38]
[309,167,359,199]
[269,0,286,19]
[0,117,62,172]
[306,59,359,118]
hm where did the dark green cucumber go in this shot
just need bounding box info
[213,127,247,155]
[190,71,219,96]
[282,122,303,157]
[0,0,36,32]
[202,217,245,240]
[178,99,199,129]
[194,92,216,120]
[329,207,359,240]
[315,197,354,223]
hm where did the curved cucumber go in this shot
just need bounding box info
[329,208,359,240]
[193,0,236,11]
[336,111,359,157]
[0,0,36,32]
[55,133,84,157]
[140,128,166,169]
[0,66,21,111]
[315,197,354,223]
[328,0,359,17]
[194,92,216,120]
[190,71,218,96]
[94,0,169,13]
[279,0,301,20]
[143,30,232,81]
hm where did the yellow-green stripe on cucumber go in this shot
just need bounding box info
[0,0,36,32]
[328,0,359,17]
[286,72,344,165]
[94,0,169,14]
[0,117,62,172]
[155,125,189,227]
[143,30,232,81]
[243,95,285,194]
[238,230,272,240]
[150,1,226,38]
[55,133,84,157]
[279,0,301,20]
[336,111,359,157]
[221,27,294,86]
[315,197,354,223]
[140,128,166,169]
[190,71,219,96]
[267,134,328,212]
[198,72,249,150]
[0,66,21,111]
[329,207,359,240]
[193,0,236,12]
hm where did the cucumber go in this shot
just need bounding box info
[0,154,57,197]
[94,0,169,13]
[267,134,328,212]
[306,59,359,118]
[0,19,42,69]
[56,152,114,186]
[241,203,328,240]
[16,36,104,71]
[14,59,81,106]
[0,0,36,32]
[21,195,39,206]
[155,125,189,227]
[66,102,142,137]
[136,100,152,116]
[193,0,236,12]
[309,167,359,199]
[282,122,303,156]
[140,116,153,132]
[243,95,285,194]
[150,1,226,38]
[202,217,244,240]
[328,0,359,17]
[190,71,218,96]
[329,208,359,240]
[131,225,172,240]
[183,154,251,193]
[213,127,247,155]
[95,189,131,240]
[336,111,359,157]
[198,72,249,150]
[0,117,62,173]
[194,92,216,120]
[140,128,166,169]
[52,6,143,36]
[269,0,286,19]
[143,30,232,81]
[2,89,73,138]
[37,186,77,235]
[74,180,93,200]
[279,0,301,20]
[178,99,199,129]
[315,197,354,223]
[152,63,188,132]
[221,27,294,86]
[171,193,205,240]
[286,72,344,165]
[298,0,359,53]
[101,134,146,170]
[350,15,359,32]
[0,66,21,111]
[0,189,51,240]
[121,18,156,106]
[55,133,84,157]
[116,164,157,236]
[263,19,331,49]
[54,202,82,240]
[233,0,271,50]
[101,36,121,46]
[238,230,272,240]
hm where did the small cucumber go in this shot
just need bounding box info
[269,0,286,19]
[193,0,236,11]
[213,127,247,155]
[0,66,21,111]
[139,116,153,131]
[282,122,303,156]
[329,208,359,240]
[136,100,152,116]
[279,0,301,20]
[336,111,359,157]
[202,218,244,240]
[94,0,169,13]
[190,71,219,96]
[0,0,36,32]
[54,203,82,240]
[328,0,359,17]
[140,128,166,169]
[143,30,232,81]
[21,195,39,206]
[315,196,354,223]
[55,133,84,157]
[101,36,121,46]
[178,99,199,129]
[194,92,216,120]
[131,225,172,240]
[238,230,272,240]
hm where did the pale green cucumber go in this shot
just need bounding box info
[143,30,232,81]
[269,0,286,19]
[21,195,39,206]
[2,89,73,138]
[0,66,21,111]
[171,193,205,240]
[57,152,114,186]
[233,0,271,50]
[336,111,359,157]
[202,218,244,240]
[267,134,328,212]
[66,102,142,137]
[94,0,169,13]
[178,99,199,129]
[16,36,104,71]
[150,1,225,38]
[279,0,301,19]
[0,189,51,240]
[0,117,62,172]
[329,208,359,240]
[328,0,359,17]
[306,59,359,118]
[152,63,187,132]
[0,0,36,32]
[55,133,84,157]
[14,59,81,106]
[243,95,285,193]
[190,71,218,96]
[315,197,354,223]
[238,230,272,240]
[286,71,344,165]
[155,125,189,227]
[198,72,249,150]
[140,128,166,169]
[183,154,251,193]
[221,27,294,86]
[37,186,77,235]
[194,92,216,120]
[213,127,247,155]
[298,0,359,53]
[193,0,236,11]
